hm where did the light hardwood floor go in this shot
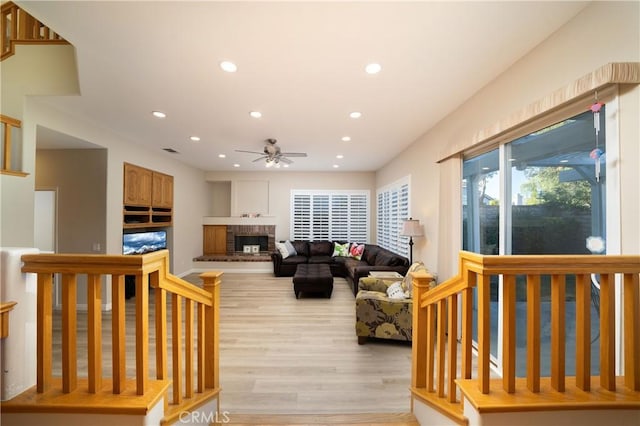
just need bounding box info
[52,273,413,415]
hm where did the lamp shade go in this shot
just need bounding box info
[400,218,423,237]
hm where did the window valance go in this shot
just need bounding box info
[438,62,640,163]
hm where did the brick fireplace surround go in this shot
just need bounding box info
[225,225,275,255]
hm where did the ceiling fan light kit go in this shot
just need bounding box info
[236,138,307,168]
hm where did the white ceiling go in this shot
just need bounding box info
[20,1,588,172]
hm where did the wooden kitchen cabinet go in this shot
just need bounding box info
[123,162,173,228]
[123,163,152,206]
[203,225,227,255]
[152,171,173,208]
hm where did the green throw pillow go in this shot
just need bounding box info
[332,242,350,257]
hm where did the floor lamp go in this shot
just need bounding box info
[401,217,423,264]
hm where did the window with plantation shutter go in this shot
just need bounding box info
[377,176,410,257]
[291,190,369,242]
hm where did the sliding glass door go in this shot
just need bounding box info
[462,108,606,376]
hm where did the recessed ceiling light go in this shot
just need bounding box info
[189,136,200,142]
[250,111,262,118]
[233,163,240,168]
[220,61,237,72]
[333,164,339,168]
[349,112,362,119]
[336,154,344,159]
[365,63,382,74]
[152,111,166,118]
[218,154,226,158]
[341,136,351,142]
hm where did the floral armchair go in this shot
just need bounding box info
[355,266,434,344]
[355,277,414,344]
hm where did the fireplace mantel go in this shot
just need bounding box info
[203,216,276,226]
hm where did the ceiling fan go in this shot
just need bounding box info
[235,138,307,167]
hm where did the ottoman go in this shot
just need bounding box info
[293,264,333,299]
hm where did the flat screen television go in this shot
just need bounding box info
[123,230,167,255]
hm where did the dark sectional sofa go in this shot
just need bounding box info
[271,240,410,296]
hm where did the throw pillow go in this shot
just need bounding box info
[402,261,428,298]
[349,243,364,260]
[284,240,297,257]
[332,242,350,257]
[386,281,406,299]
[276,242,291,259]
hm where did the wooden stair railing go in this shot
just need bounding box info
[1,1,68,61]
[411,251,640,424]
[0,114,28,177]
[2,249,220,423]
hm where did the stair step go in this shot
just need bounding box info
[216,412,419,425]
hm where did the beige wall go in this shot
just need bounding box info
[35,149,107,254]
[205,171,376,242]
[376,1,640,279]
[18,99,210,276]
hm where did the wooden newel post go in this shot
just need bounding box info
[200,271,223,390]
[411,271,434,390]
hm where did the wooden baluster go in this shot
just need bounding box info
[447,295,458,403]
[426,304,436,392]
[550,274,566,392]
[623,273,640,390]
[172,293,183,404]
[135,273,149,395]
[61,273,77,393]
[185,299,194,398]
[477,273,491,394]
[599,274,615,391]
[153,276,168,380]
[197,302,205,393]
[200,271,222,390]
[575,273,591,391]
[436,299,446,398]
[502,274,516,393]
[411,273,431,391]
[87,274,102,393]
[112,274,125,393]
[36,273,53,393]
[527,274,540,393]
[1,116,21,171]
[461,274,476,381]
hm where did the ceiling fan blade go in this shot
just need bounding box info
[236,149,264,155]
[252,156,268,163]
[279,157,293,164]
[281,152,307,157]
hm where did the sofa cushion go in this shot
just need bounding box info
[362,246,378,265]
[309,241,333,257]
[291,241,309,257]
[375,251,405,267]
[308,255,333,264]
[281,255,307,265]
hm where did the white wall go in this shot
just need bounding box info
[23,99,210,275]
[376,1,640,279]
[205,170,376,242]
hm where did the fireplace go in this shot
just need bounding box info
[226,225,275,254]
[235,235,269,252]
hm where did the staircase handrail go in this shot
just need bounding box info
[1,1,69,60]
[411,250,640,422]
[18,249,221,422]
